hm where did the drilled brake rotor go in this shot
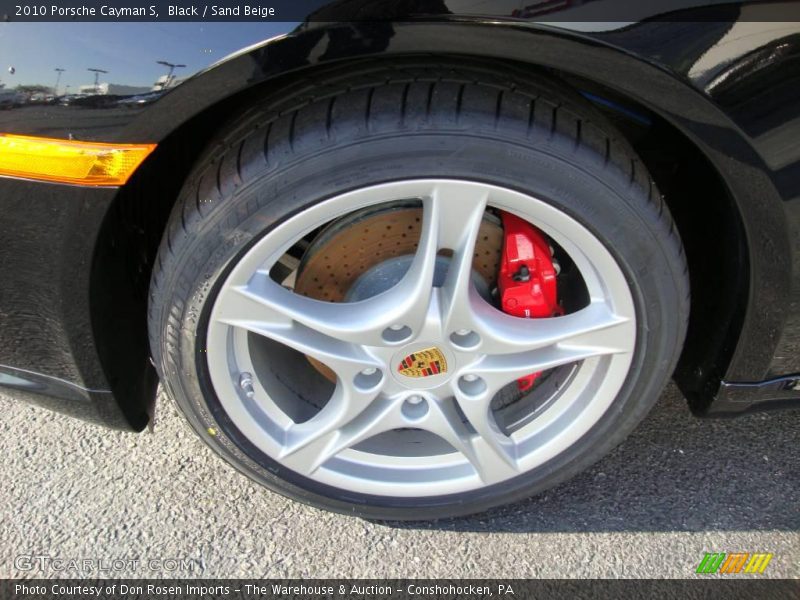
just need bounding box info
[294,205,504,381]
[295,205,504,301]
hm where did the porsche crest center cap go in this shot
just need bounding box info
[397,347,448,378]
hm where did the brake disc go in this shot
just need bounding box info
[295,205,503,301]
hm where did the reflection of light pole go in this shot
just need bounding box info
[156,60,185,89]
[87,68,108,94]
[54,68,65,95]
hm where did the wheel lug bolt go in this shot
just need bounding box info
[458,374,487,397]
[450,329,480,349]
[355,368,382,390]
[402,394,429,420]
[382,324,412,343]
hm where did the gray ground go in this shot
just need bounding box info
[1,384,797,579]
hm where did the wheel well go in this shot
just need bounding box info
[588,84,749,411]
[90,55,749,426]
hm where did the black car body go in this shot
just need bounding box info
[1,1,798,435]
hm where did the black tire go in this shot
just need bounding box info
[149,58,689,520]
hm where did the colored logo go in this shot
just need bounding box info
[696,552,773,574]
[397,347,447,378]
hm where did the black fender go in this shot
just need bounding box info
[120,20,793,403]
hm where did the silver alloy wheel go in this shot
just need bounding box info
[206,179,636,497]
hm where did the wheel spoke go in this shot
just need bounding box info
[214,194,444,347]
[471,299,633,355]
[428,181,490,251]
[431,183,490,331]
[466,301,634,392]
[215,275,406,347]
[215,182,491,349]
[279,383,397,475]
[436,390,520,483]
[214,284,381,376]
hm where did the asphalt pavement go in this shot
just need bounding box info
[1,383,797,579]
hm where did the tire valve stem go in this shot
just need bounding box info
[239,372,255,399]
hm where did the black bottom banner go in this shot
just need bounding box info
[2,579,798,600]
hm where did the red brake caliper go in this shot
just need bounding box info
[497,212,564,392]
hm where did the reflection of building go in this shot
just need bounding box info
[78,82,150,95]
[151,74,185,92]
